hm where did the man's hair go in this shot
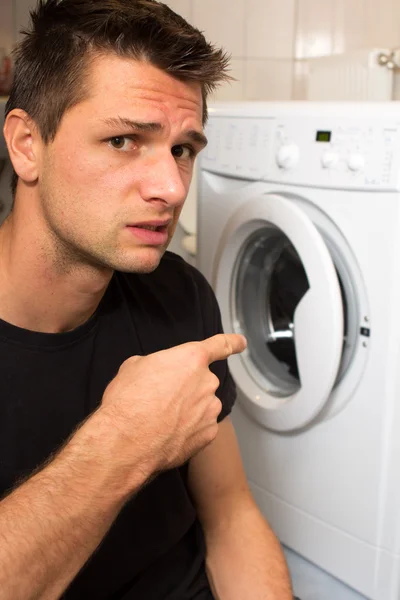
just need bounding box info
[5,0,231,196]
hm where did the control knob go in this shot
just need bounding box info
[276,143,300,170]
[321,151,339,169]
[347,153,365,172]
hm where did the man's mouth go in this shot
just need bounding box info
[126,221,171,245]
[135,225,160,231]
[131,220,171,232]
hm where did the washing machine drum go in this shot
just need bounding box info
[214,194,346,432]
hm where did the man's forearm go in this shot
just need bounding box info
[0,412,148,600]
[204,497,293,600]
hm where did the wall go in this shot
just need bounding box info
[0,0,34,49]
[165,0,296,102]
[2,0,400,102]
[165,0,400,102]
[292,0,400,99]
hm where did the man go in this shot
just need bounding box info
[0,1,293,598]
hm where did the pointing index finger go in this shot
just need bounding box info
[202,333,247,365]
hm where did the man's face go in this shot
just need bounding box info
[38,55,206,273]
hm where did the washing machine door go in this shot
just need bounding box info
[214,194,344,432]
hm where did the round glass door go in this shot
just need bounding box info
[214,194,344,432]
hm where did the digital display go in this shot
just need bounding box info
[316,130,331,142]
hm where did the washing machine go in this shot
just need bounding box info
[196,102,400,600]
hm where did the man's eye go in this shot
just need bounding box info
[109,136,137,151]
[171,145,194,160]
[110,137,126,149]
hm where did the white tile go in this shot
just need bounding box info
[366,0,400,48]
[245,0,296,59]
[244,59,293,100]
[292,59,309,100]
[295,0,334,58]
[333,0,369,54]
[0,0,14,49]
[192,0,246,58]
[164,0,193,23]
[209,59,245,101]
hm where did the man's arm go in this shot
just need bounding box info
[188,417,293,600]
[0,333,246,600]
[0,412,148,600]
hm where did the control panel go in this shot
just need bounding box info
[201,110,400,191]
[201,117,274,180]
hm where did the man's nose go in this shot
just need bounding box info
[140,152,187,207]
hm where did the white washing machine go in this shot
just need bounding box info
[197,102,400,600]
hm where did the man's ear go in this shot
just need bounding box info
[3,109,42,185]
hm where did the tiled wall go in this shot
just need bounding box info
[165,0,400,102]
[166,0,296,101]
[2,0,400,101]
[293,0,400,99]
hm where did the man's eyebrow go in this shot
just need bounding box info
[102,117,207,147]
[102,117,164,133]
[186,130,208,148]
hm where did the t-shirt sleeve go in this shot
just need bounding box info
[194,269,237,422]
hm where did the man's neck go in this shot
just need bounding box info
[0,215,113,334]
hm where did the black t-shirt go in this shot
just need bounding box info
[0,252,236,599]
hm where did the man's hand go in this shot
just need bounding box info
[100,333,247,475]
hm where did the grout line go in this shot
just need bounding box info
[290,0,300,99]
